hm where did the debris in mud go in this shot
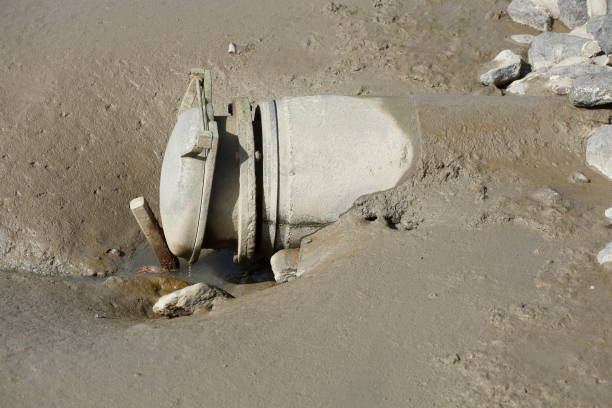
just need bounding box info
[530,186,563,206]
[270,248,300,283]
[569,171,590,183]
[605,207,612,222]
[228,42,237,54]
[596,242,612,265]
[153,283,231,317]
[479,50,530,87]
[586,125,612,180]
[510,34,535,45]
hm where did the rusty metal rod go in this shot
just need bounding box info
[130,196,179,272]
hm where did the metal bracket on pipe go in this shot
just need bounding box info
[179,69,216,159]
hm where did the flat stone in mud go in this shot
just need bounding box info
[508,0,554,31]
[528,32,591,70]
[530,186,563,206]
[510,34,536,45]
[480,50,529,87]
[587,15,612,54]
[153,283,230,317]
[558,0,589,29]
[586,125,612,180]
[569,72,612,107]
[270,248,300,283]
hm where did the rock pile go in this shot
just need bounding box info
[481,0,611,108]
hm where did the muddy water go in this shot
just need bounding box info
[73,242,275,297]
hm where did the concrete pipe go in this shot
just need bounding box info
[159,71,601,265]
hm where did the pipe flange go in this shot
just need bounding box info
[233,98,257,265]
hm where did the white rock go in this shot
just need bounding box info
[596,242,612,264]
[586,125,612,180]
[228,42,237,54]
[480,50,530,86]
[604,207,612,221]
[558,0,589,29]
[510,34,536,45]
[152,283,228,317]
[529,32,591,70]
[508,0,554,31]
[569,24,595,39]
[569,72,612,106]
[569,171,591,183]
[587,0,608,16]
[582,40,603,57]
[270,248,300,283]
[506,64,612,95]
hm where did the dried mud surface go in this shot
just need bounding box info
[1,0,612,407]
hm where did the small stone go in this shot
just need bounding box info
[569,72,612,107]
[586,125,612,180]
[480,50,530,87]
[270,248,300,283]
[508,0,554,31]
[569,171,591,183]
[558,0,589,29]
[94,313,106,319]
[530,186,563,206]
[510,34,536,45]
[596,242,612,264]
[604,207,612,221]
[106,248,122,257]
[587,15,612,54]
[152,283,231,317]
[228,42,237,54]
[529,32,591,70]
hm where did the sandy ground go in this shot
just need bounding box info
[1,0,612,406]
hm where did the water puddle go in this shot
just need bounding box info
[71,242,275,298]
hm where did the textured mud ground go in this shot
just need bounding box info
[1,0,612,407]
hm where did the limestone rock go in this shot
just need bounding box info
[587,0,608,16]
[605,207,612,221]
[510,34,536,45]
[270,248,300,283]
[528,32,591,70]
[596,242,612,264]
[479,50,530,87]
[558,0,589,29]
[569,72,612,106]
[506,64,612,95]
[587,15,612,54]
[586,125,612,180]
[152,282,230,317]
[508,0,554,31]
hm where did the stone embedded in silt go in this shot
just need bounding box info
[508,0,554,31]
[596,242,612,264]
[569,72,612,107]
[586,125,612,181]
[480,50,530,87]
[152,282,231,317]
[270,248,301,283]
